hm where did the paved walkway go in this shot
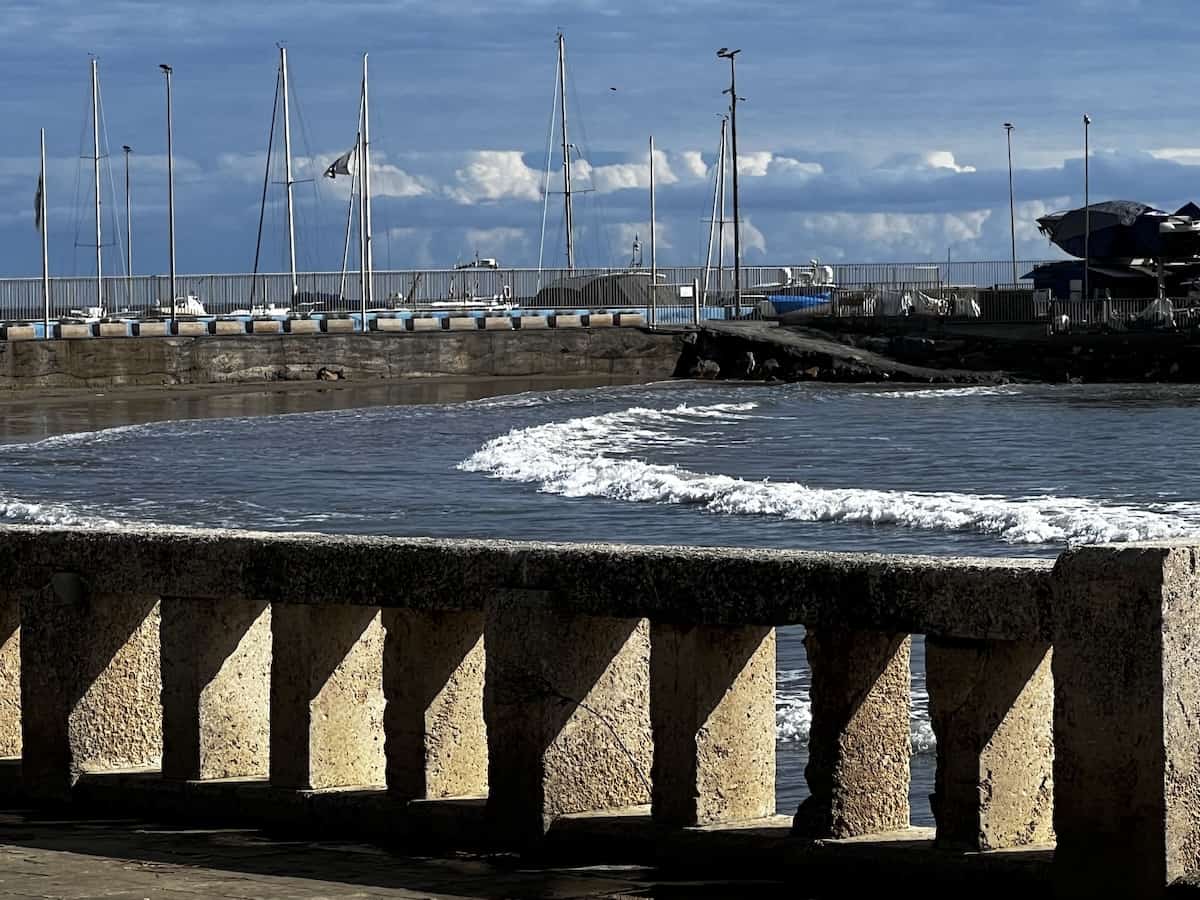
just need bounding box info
[0,812,787,899]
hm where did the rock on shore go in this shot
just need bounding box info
[675,322,1009,385]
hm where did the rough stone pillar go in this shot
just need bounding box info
[926,636,1054,850]
[382,609,487,799]
[269,604,385,791]
[484,592,652,838]
[1052,544,1200,897]
[160,597,271,780]
[650,623,775,826]
[793,627,910,839]
[0,595,20,757]
[20,574,162,800]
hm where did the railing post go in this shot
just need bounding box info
[926,636,1054,849]
[269,603,385,790]
[19,575,161,800]
[793,627,911,838]
[160,597,271,780]
[1051,543,1200,897]
[382,609,487,800]
[483,590,652,839]
[650,623,775,826]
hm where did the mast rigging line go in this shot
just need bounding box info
[251,67,281,306]
[536,49,559,291]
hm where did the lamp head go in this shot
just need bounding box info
[1083,113,1091,125]
[1003,122,1014,130]
[122,145,131,153]
[159,63,172,74]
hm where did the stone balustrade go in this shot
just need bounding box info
[0,525,1196,896]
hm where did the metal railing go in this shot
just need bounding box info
[0,261,1053,323]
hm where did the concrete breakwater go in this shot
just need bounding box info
[0,327,682,391]
[0,524,1198,896]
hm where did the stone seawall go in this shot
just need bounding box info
[0,328,682,391]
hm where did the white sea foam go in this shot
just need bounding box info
[864,386,1024,399]
[776,690,935,753]
[0,421,163,453]
[459,402,1200,545]
[0,496,123,528]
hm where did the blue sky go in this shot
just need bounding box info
[3,0,1200,276]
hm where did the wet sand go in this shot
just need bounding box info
[0,374,655,443]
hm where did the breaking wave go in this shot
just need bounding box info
[459,401,1199,545]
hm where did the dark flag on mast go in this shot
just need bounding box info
[34,173,43,231]
[324,145,356,179]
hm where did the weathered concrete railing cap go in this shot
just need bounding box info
[0,525,1053,638]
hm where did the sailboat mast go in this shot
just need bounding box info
[279,46,298,300]
[91,58,102,308]
[649,135,657,328]
[716,118,728,292]
[361,52,373,314]
[702,118,725,302]
[40,128,50,332]
[557,32,574,271]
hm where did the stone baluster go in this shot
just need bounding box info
[20,574,162,800]
[160,597,271,780]
[650,623,775,826]
[793,627,911,839]
[925,636,1053,849]
[0,594,20,758]
[382,609,487,800]
[269,603,385,791]
[1052,543,1200,897]
[484,591,652,839]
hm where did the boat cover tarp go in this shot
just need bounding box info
[534,273,657,308]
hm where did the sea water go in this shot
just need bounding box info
[4,380,1200,823]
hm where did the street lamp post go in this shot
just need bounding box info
[717,47,742,307]
[1003,123,1016,286]
[1083,113,1091,305]
[160,64,176,328]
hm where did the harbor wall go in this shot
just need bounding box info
[0,328,682,391]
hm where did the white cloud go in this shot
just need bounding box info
[383,226,434,268]
[922,151,976,173]
[1149,147,1200,165]
[678,151,709,179]
[737,151,774,177]
[370,162,430,198]
[574,149,679,193]
[463,226,529,259]
[769,156,824,179]
[788,210,992,258]
[740,218,768,256]
[446,151,542,205]
[611,221,669,258]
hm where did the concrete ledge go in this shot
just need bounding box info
[483,317,514,330]
[552,315,583,328]
[135,321,170,337]
[57,323,93,339]
[0,526,1054,638]
[213,320,245,336]
[412,317,444,331]
[177,321,209,337]
[586,314,614,328]
[322,318,355,333]
[448,317,479,331]
[284,318,320,334]
[250,319,282,335]
[374,317,409,332]
[616,313,646,327]
[518,316,549,329]
[1,326,38,341]
[98,322,129,338]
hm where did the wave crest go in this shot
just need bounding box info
[459,401,1196,545]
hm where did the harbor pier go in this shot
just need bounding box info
[0,525,1197,896]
